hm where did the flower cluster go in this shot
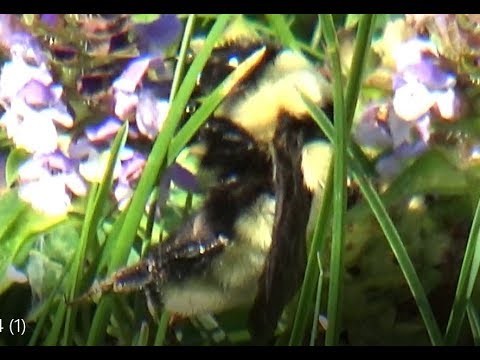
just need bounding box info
[355,27,463,179]
[0,23,84,215]
[0,15,195,216]
[406,14,480,84]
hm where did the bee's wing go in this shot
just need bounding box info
[249,118,312,343]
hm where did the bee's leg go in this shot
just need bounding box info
[144,283,162,319]
[67,257,158,305]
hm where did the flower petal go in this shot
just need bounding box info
[393,81,435,121]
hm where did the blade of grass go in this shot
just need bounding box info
[63,122,128,345]
[467,218,480,297]
[134,322,150,346]
[275,15,377,342]
[145,14,196,253]
[310,252,325,346]
[310,15,322,49]
[321,14,347,346]
[168,15,196,104]
[289,164,333,345]
[28,256,73,345]
[107,14,231,273]
[86,296,114,345]
[467,301,480,345]
[153,311,171,345]
[344,14,375,130]
[167,45,268,164]
[265,14,298,51]
[86,15,232,345]
[444,195,480,344]
[303,95,443,345]
[43,301,67,345]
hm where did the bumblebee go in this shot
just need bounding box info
[74,28,333,344]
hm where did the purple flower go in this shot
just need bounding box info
[393,37,437,73]
[134,15,182,56]
[0,15,24,51]
[85,116,123,143]
[0,56,53,103]
[112,55,163,120]
[40,14,61,28]
[113,151,146,210]
[136,88,170,140]
[113,56,162,93]
[9,32,48,66]
[18,152,87,216]
[111,16,180,129]
[0,33,73,154]
[376,141,429,179]
[392,37,459,124]
[1,104,59,154]
[354,103,393,149]
[355,33,463,181]
[392,80,435,121]
[0,83,73,153]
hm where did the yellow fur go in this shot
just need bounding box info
[301,140,333,194]
[162,194,275,316]
[216,50,331,143]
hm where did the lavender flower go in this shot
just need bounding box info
[18,151,87,216]
[0,14,186,215]
[136,88,169,140]
[113,151,147,210]
[0,33,73,154]
[134,14,182,56]
[355,33,462,179]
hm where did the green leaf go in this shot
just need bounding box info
[5,149,29,187]
[0,190,65,294]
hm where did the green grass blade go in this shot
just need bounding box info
[134,322,150,346]
[108,14,231,272]
[310,15,322,49]
[167,45,268,164]
[86,296,113,345]
[302,96,443,345]
[310,253,325,346]
[467,218,480,297]
[289,165,333,345]
[154,311,171,345]
[444,195,480,344]
[144,14,197,242]
[467,301,480,345]
[168,15,196,103]
[63,122,128,345]
[321,14,347,346]
[28,257,73,345]
[43,301,67,345]
[86,15,232,345]
[344,14,375,130]
[265,14,298,51]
